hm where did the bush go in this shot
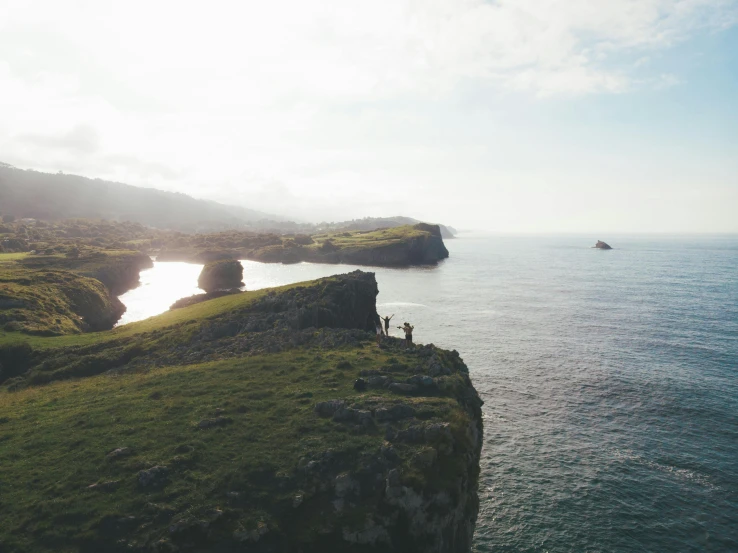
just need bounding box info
[320,239,338,252]
[0,343,34,383]
[293,234,314,246]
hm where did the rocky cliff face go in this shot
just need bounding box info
[334,223,449,266]
[88,252,154,296]
[156,224,450,268]
[0,269,126,336]
[303,345,483,553]
[64,276,127,331]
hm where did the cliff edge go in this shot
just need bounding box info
[0,271,482,553]
[157,224,450,267]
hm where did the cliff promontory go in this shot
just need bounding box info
[0,271,482,552]
[0,250,152,335]
[157,224,450,267]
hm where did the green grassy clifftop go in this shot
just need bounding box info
[0,250,152,337]
[159,224,450,267]
[1,218,449,268]
[0,271,482,553]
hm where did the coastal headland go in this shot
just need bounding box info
[156,223,450,267]
[0,271,482,552]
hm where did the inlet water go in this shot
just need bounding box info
[118,235,738,552]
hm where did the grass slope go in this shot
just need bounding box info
[308,225,430,251]
[0,267,123,336]
[0,272,482,552]
[0,279,308,349]
[0,250,150,337]
[0,329,477,552]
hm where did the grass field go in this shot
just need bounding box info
[309,225,429,250]
[0,339,473,552]
[0,278,318,349]
[0,265,124,336]
[0,252,30,262]
[0,269,478,552]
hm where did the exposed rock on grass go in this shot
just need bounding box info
[197,416,233,429]
[106,447,131,460]
[138,465,169,488]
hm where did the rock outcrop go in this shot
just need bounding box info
[594,240,613,250]
[197,259,245,292]
[19,251,154,296]
[0,269,125,335]
[157,224,450,267]
[87,252,153,296]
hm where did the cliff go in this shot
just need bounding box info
[19,251,154,296]
[0,268,125,335]
[158,224,450,267]
[0,272,482,553]
[0,250,153,336]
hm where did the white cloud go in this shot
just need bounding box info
[0,0,736,229]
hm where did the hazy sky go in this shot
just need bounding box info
[1,0,737,232]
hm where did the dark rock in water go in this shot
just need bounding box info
[198,260,244,292]
[594,240,613,250]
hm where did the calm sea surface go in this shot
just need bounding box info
[118,235,738,552]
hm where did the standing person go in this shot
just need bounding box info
[382,314,394,336]
[375,314,384,346]
[398,322,414,348]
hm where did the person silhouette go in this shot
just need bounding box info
[397,322,414,348]
[382,314,394,335]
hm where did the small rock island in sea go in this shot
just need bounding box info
[170,260,246,310]
[594,240,613,250]
[198,259,245,292]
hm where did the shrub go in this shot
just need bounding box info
[320,239,338,252]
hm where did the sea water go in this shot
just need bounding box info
[118,234,738,552]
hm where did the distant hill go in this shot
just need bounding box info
[0,164,456,237]
[0,164,277,232]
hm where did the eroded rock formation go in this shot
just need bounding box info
[197,259,245,292]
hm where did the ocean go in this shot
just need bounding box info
[118,234,738,552]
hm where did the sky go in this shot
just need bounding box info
[1,0,737,232]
